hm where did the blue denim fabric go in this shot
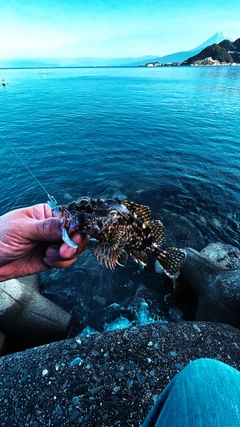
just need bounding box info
[142,358,240,427]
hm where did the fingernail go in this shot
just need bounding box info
[43,257,54,265]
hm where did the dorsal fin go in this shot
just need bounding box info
[147,219,166,245]
[121,200,151,222]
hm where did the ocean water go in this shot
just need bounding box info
[1,66,240,333]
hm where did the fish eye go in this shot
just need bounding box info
[110,210,117,216]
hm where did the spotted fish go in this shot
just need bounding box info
[50,197,186,277]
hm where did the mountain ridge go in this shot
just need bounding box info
[142,32,231,65]
[184,38,240,65]
[0,33,233,68]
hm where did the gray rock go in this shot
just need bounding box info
[201,243,240,268]
[181,247,240,328]
[0,322,239,426]
[0,275,72,350]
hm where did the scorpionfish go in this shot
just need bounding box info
[50,197,186,277]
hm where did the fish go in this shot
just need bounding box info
[49,197,186,277]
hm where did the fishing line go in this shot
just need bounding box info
[0,133,57,204]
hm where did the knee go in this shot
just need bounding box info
[188,357,222,370]
[182,357,233,380]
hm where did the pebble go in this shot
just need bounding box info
[69,357,84,367]
[115,371,123,379]
[160,324,170,333]
[69,410,79,422]
[55,404,63,416]
[102,401,116,410]
[72,396,80,405]
[70,382,88,395]
[125,363,135,371]
[69,379,80,391]
[90,385,104,396]
[193,324,201,333]
[136,372,145,385]
[22,369,29,381]
[102,361,109,371]
[175,362,185,370]
[126,378,134,390]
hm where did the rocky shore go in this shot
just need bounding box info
[0,321,239,427]
[1,242,240,426]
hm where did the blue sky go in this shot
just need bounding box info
[1,0,240,59]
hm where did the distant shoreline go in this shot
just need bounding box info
[1,64,240,70]
[0,65,140,70]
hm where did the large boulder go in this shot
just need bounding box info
[0,274,72,353]
[181,244,240,328]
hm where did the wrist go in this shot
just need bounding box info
[0,264,19,282]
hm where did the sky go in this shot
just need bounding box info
[0,0,240,59]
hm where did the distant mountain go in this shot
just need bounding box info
[0,55,158,68]
[0,32,233,68]
[57,55,158,67]
[184,37,240,65]
[0,58,60,68]
[141,32,231,65]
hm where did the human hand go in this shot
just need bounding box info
[0,203,89,281]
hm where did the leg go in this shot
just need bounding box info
[142,358,240,427]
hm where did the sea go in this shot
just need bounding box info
[1,66,240,334]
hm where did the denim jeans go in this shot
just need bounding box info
[142,358,240,427]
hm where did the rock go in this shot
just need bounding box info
[201,243,240,268]
[0,275,72,353]
[0,322,239,426]
[181,247,240,328]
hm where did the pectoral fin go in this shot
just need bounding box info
[116,249,128,266]
[94,241,119,269]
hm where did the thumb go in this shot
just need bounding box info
[33,217,63,241]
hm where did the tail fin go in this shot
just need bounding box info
[157,247,186,277]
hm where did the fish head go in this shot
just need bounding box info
[58,197,130,236]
